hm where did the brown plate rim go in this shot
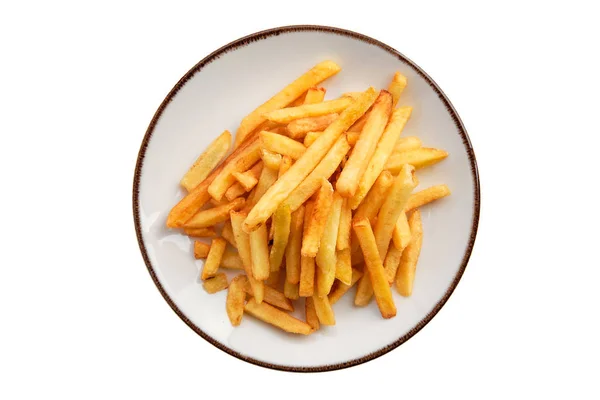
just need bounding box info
[132,24,480,373]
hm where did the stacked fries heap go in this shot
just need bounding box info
[167,61,451,335]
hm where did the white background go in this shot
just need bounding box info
[1,1,599,398]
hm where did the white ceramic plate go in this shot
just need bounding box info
[133,25,480,372]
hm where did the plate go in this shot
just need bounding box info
[133,25,480,372]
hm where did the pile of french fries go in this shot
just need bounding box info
[168,61,452,335]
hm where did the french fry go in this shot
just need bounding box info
[269,204,291,272]
[209,197,228,207]
[303,87,326,104]
[284,135,350,211]
[221,221,236,248]
[220,249,244,270]
[315,192,343,296]
[353,218,396,319]
[278,155,292,178]
[265,269,281,288]
[316,258,336,298]
[260,131,307,160]
[348,111,369,133]
[347,131,360,146]
[193,241,211,259]
[396,210,423,296]
[385,148,449,172]
[181,130,231,191]
[289,93,307,107]
[246,164,279,209]
[224,182,247,201]
[299,201,316,297]
[230,211,264,303]
[404,184,451,212]
[284,280,300,300]
[184,197,245,228]
[388,71,408,107]
[353,170,393,220]
[201,238,227,280]
[234,61,341,147]
[203,273,229,294]
[354,273,373,306]
[263,97,352,124]
[244,298,313,335]
[260,148,282,170]
[243,280,293,311]
[394,136,422,153]
[301,179,334,257]
[305,297,320,331]
[312,294,335,325]
[249,224,270,280]
[226,275,246,325]
[348,106,412,209]
[374,164,417,260]
[384,245,403,285]
[329,268,363,305]
[342,92,363,101]
[335,248,352,285]
[287,114,339,139]
[337,198,352,250]
[243,88,378,232]
[392,211,411,250]
[184,227,216,238]
[285,205,305,284]
[303,131,323,147]
[232,171,258,191]
[337,91,392,197]
[207,137,262,201]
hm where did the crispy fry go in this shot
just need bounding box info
[303,87,326,104]
[392,211,411,250]
[220,249,244,270]
[243,88,378,232]
[354,273,373,306]
[249,224,270,280]
[374,164,417,260]
[260,131,306,161]
[349,106,412,209]
[235,61,341,147]
[388,71,408,107]
[269,204,291,272]
[181,130,231,191]
[263,97,352,124]
[278,155,292,178]
[347,131,360,146]
[385,148,449,172]
[312,294,335,325]
[246,164,279,209]
[184,227,217,238]
[396,210,423,296]
[232,171,258,191]
[226,275,246,325]
[260,148,282,170]
[315,192,343,296]
[201,238,227,280]
[285,205,305,284]
[384,245,403,285]
[230,211,264,303]
[337,91,392,197]
[243,280,293,311]
[394,136,422,153]
[305,297,320,331]
[353,170,393,220]
[193,241,211,259]
[337,198,352,250]
[284,135,350,211]
[299,201,316,297]
[329,268,363,305]
[335,248,352,285]
[244,298,312,335]
[284,280,300,300]
[301,179,334,257]
[224,183,246,201]
[404,184,451,212]
[303,130,323,147]
[353,218,396,318]
[184,197,245,228]
[287,114,339,139]
[203,273,229,294]
[221,221,236,248]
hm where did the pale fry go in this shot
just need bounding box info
[385,148,449,172]
[388,71,408,107]
[303,87,326,104]
[278,155,292,178]
[337,198,352,250]
[260,131,307,160]
[243,88,378,232]
[392,211,411,250]
[263,97,352,124]
[353,170,393,220]
[315,192,343,296]
[312,294,335,325]
[349,106,412,209]
[220,250,244,270]
[201,238,227,280]
[287,114,339,139]
[337,91,392,197]
[243,280,293,311]
[384,245,403,285]
[184,227,216,238]
[316,257,337,298]
[285,205,306,284]
[374,164,417,260]
[269,204,291,272]
[184,197,245,228]
[244,298,313,335]
[299,201,316,297]
[235,61,341,146]
[221,221,236,248]
[396,210,423,296]
[301,179,334,257]
[394,136,422,153]
[303,131,323,147]
[329,268,363,305]
[305,297,320,331]
[181,130,231,191]
[193,241,211,259]
[230,211,264,303]
[335,248,352,285]
[284,135,350,211]
[226,275,246,325]
[232,171,258,191]
[354,273,373,306]
[246,164,279,209]
[249,224,270,280]
[203,273,229,294]
[284,280,300,300]
[404,184,451,212]
[260,148,282,170]
[353,218,396,318]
